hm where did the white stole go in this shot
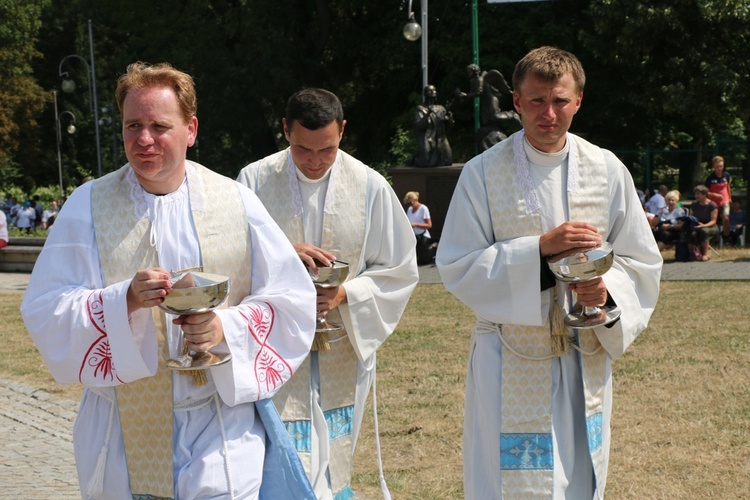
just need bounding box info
[91,162,251,498]
[251,148,368,497]
[483,131,610,496]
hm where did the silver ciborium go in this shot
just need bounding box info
[308,260,350,333]
[159,270,231,370]
[547,242,621,329]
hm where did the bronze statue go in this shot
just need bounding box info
[455,64,521,151]
[414,85,454,167]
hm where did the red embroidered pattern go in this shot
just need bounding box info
[79,291,120,383]
[240,303,292,395]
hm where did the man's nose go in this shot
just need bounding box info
[137,128,155,145]
[310,153,326,167]
[541,103,555,119]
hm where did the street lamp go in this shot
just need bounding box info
[58,19,102,178]
[54,91,77,201]
[403,14,422,41]
[99,105,119,173]
[403,0,428,101]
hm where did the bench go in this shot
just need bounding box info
[0,237,45,272]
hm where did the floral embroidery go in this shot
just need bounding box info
[239,302,293,395]
[87,290,106,334]
[79,292,120,383]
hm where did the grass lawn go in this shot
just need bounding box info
[3,251,749,498]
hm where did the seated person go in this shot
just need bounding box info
[653,190,686,251]
[728,200,745,246]
[638,189,661,230]
[689,185,719,261]
[645,184,668,216]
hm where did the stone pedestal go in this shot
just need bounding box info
[389,164,464,242]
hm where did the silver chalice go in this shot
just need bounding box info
[159,269,232,370]
[547,242,621,329]
[308,260,350,333]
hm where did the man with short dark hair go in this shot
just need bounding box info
[437,47,662,498]
[238,88,418,499]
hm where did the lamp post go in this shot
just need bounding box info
[99,105,119,172]
[403,0,428,101]
[58,19,102,178]
[54,91,77,201]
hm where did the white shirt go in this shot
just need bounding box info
[645,192,666,215]
[407,204,432,238]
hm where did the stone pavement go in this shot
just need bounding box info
[0,378,79,498]
[2,260,748,497]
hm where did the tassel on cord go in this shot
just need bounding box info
[87,445,108,496]
[311,332,330,351]
[179,339,208,386]
[550,301,569,357]
[86,396,116,497]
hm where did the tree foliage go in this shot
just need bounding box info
[580,0,750,191]
[0,0,49,187]
[3,0,750,194]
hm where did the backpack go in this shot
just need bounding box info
[675,241,690,262]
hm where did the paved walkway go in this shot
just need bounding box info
[2,261,749,496]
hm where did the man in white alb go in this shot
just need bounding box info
[22,62,316,499]
[436,47,662,499]
[237,88,418,499]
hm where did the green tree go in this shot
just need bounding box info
[0,0,49,188]
[12,0,750,197]
[580,0,750,192]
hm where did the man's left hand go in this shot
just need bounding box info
[568,277,608,307]
[316,285,347,317]
[173,312,224,353]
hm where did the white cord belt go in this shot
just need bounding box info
[474,317,602,359]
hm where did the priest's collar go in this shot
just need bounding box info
[284,149,343,218]
[523,136,570,167]
[288,149,341,184]
[513,130,579,215]
[126,161,203,219]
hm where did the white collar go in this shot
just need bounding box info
[126,161,204,219]
[285,150,342,216]
[513,130,579,214]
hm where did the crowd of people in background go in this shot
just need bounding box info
[0,195,59,236]
[643,155,746,262]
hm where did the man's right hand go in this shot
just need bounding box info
[126,268,172,315]
[293,244,337,271]
[539,221,602,258]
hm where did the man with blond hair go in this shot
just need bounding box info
[22,62,316,499]
[437,47,662,498]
